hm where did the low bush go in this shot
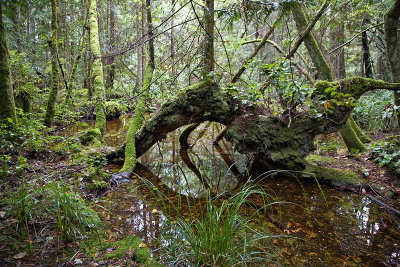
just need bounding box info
[368,135,400,175]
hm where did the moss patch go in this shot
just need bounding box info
[79,128,103,145]
[105,101,124,120]
[81,235,159,266]
[306,154,337,165]
[304,164,365,188]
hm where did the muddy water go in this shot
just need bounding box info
[83,116,400,265]
[58,113,133,147]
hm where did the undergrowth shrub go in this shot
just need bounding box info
[1,179,101,251]
[0,109,47,155]
[353,91,399,132]
[368,135,400,175]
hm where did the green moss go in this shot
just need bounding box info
[314,77,400,100]
[80,128,103,145]
[349,115,372,144]
[120,61,155,172]
[89,0,106,137]
[105,101,123,120]
[65,31,87,105]
[304,164,364,187]
[306,154,337,165]
[103,236,151,263]
[340,119,366,152]
[81,235,158,266]
[291,4,333,81]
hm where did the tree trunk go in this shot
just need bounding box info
[65,30,87,105]
[0,4,17,122]
[170,0,176,97]
[105,0,116,92]
[120,0,155,173]
[44,0,60,127]
[330,22,346,80]
[362,31,373,79]
[384,0,400,129]
[292,4,368,152]
[202,0,214,78]
[291,4,333,81]
[88,0,106,136]
[136,1,143,94]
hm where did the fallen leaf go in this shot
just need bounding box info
[138,243,146,248]
[13,252,27,259]
[151,209,157,213]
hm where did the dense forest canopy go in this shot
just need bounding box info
[1,0,400,265]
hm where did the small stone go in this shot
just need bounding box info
[74,259,83,265]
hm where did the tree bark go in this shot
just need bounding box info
[105,0,116,91]
[65,30,87,105]
[44,0,60,127]
[362,31,373,79]
[384,0,400,129]
[136,1,144,94]
[292,3,370,152]
[0,4,17,122]
[291,4,333,81]
[202,0,214,78]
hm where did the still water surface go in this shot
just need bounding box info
[67,116,400,265]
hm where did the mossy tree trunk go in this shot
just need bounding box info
[292,4,369,152]
[120,0,155,173]
[291,4,333,82]
[385,0,400,129]
[89,0,106,137]
[44,0,60,127]
[0,4,17,122]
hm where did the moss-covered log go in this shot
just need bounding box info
[133,80,235,158]
[112,77,400,190]
[0,4,17,122]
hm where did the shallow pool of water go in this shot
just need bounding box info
[89,117,400,265]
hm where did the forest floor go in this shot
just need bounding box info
[0,129,399,266]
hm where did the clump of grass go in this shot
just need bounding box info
[43,181,101,244]
[142,177,281,266]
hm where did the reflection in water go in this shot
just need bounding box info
[95,118,399,265]
[59,113,132,147]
